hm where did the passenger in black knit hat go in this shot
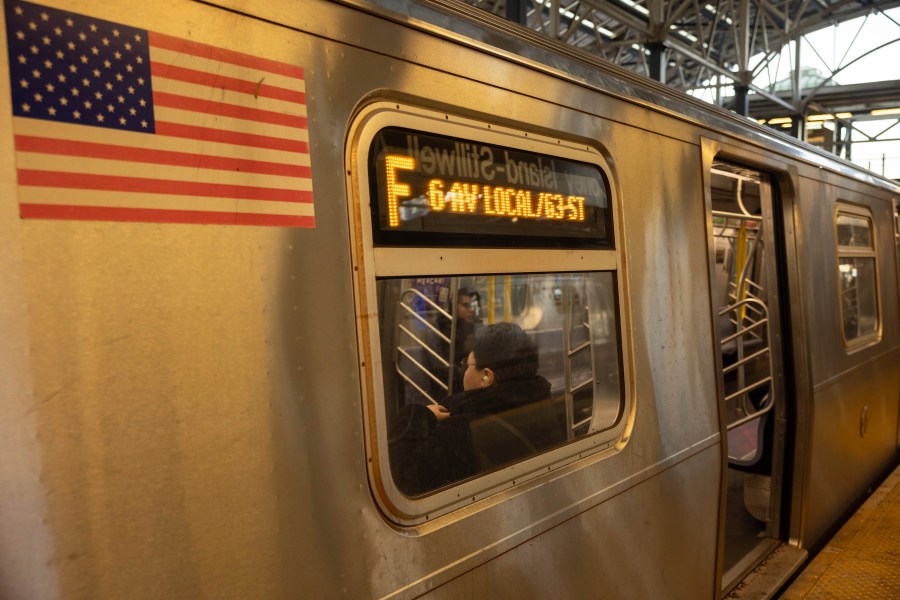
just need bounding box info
[389,322,563,496]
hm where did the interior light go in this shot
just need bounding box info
[870,107,900,116]
[768,117,792,125]
[619,0,650,15]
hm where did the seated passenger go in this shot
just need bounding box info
[389,322,555,496]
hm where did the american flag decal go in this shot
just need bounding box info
[4,0,315,226]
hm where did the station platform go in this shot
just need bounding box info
[780,463,900,599]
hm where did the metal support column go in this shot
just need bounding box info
[834,120,855,158]
[549,0,560,38]
[505,0,527,25]
[648,42,667,82]
[791,40,802,107]
[789,115,805,140]
[733,85,750,117]
[835,120,843,157]
[845,125,852,160]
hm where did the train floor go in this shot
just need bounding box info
[779,462,900,599]
[724,468,770,576]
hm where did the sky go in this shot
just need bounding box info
[788,7,900,86]
[757,7,900,179]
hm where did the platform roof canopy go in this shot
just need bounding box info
[459,0,900,176]
[461,0,900,117]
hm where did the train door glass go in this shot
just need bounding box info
[894,198,900,265]
[895,199,900,449]
[835,206,880,347]
[709,161,788,590]
[894,199,900,296]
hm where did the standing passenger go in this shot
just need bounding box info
[424,287,481,400]
[444,287,481,392]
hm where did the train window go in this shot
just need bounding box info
[835,205,880,347]
[836,214,872,247]
[348,102,628,523]
[380,272,623,497]
[895,200,900,250]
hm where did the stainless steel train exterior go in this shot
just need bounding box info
[1,0,898,598]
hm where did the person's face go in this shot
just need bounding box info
[462,351,482,391]
[457,294,476,324]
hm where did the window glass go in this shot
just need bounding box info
[380,272,622,497]
[835,207,879,346]
[509,275,530,317]
[836,214,872,247]
[839,257,878,340]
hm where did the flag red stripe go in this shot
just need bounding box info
[20,203,315,227]
[151,62,305,104]
[155,121,309,153]
[148,32,305,80]
[153,92,308,129]
[14,135,311,178]
[18,169,314,203]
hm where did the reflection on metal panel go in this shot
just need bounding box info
[804,348,900,547]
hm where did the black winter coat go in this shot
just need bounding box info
[388,376,558,496]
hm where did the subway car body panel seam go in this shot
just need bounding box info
[379,433,721,599]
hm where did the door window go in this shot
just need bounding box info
[835,206,880,347]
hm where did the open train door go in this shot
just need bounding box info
[702,148,808,597]
[894,198,900,450]
[895,198,900,343]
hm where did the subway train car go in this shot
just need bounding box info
[1,0,899,598]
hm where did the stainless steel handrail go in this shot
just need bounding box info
[726,391,775,431]
[571,378,592,394]
[396,370,441,405]
[724,376,772,404]
[723,346,770,375]
[399,294,451,342]
[712,210,763,222]
[398,324,449,366]
[562,280,595,440]
[719,297,775,429]
[568,340,591,356]
[562,279,597,439]
[395,287,454,405]
[721,317,767,345]
[397,347,448,388]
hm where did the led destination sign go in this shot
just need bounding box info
[369,127,611,247]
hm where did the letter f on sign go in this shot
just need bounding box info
[385,155,416,227]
